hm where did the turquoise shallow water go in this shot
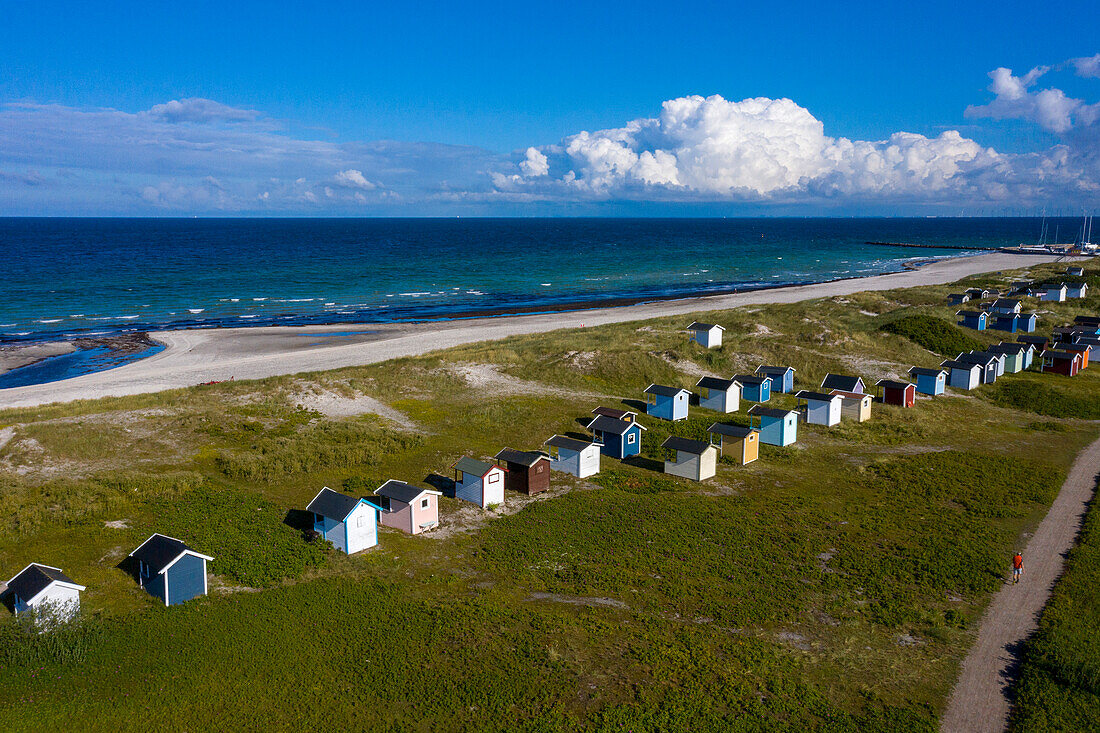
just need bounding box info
[0,216,1057,344]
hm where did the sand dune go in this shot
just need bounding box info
[0,252,1065,409]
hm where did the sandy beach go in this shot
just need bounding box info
[0,252,1066,409]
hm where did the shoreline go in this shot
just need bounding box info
[0,251,1070,409]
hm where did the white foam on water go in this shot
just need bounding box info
[253,297,267,301]
[35,319,63,323]
[188,308,205,314]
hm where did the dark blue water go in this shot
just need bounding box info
[0,217,1059,344]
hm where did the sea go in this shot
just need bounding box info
[0,217,1063,386]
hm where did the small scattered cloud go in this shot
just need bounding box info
[146,98,260,124]
[1070,53,1100,79]
[518,147,549,176]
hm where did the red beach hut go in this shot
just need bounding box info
[875,379,916,407]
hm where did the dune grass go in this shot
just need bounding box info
[0,258,1098,729]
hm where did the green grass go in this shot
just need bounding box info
[984,377,1100,419]
[879,314,984,357]
[1010,493,1100,731]
[0,259,1098,729]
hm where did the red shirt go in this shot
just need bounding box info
[1013,555,1023,569]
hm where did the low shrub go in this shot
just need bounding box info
[880,314,983,356]
[149,485,327,587]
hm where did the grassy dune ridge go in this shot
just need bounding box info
[0,260,1098,730]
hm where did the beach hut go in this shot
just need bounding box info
[661,436,718,482]
[1067,266,1085,277]
[940,359,982,390]
[1074,316,1100,327]
[748,405,798,447]
[306,487,382,554]
[5,563,85,625]
[989,299,1022,315]
[591,406,636,423]
[687,322,725,348]
[1063,343,1091,369]
[965,288,994,299]
[956,351,1000,383]
[876,379,916,407]
[695,376,741,413]
[374,480,441,534]
[706,423,760,465]
[544,435,600,478]
[831,390,873,422]
[493,449,551,494]
[1019,342,1037,370]
[988,343,1027,373]
[794,390,843,426]
[1041,350,1082,377]
[732,374,771,402]
[755,365,796,393]
[956,310,988,331]
[947,293,971,305]
[820,373,866,395]
[1052,326,1085,344]
[129,534,213,606]
[586,414,646,459]
[908,366,947,396]
[1017,313,1038,332]
[1017,335,1049,354]
[1041,283,1068,302]
[642,384,691,421]
[452,457,506,508]
[991,312,1037,333]
[1067,282,1089,299]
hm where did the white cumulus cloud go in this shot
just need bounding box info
[518,147,549,176]
[965,66,1099,133]
[333,168,377,189]
[146,98,260,124]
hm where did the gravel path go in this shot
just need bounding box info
[940,436,1100,733]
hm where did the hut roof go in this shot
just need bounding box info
[747,405,796,419]
[820,374,863,392]
[375,480,439,505]
[696,376,740,392]
[7,564,83,603]
[306,488,362,521]
[661,436,712,455]
[643,384,691,398]
[731,374,770,386]
[129,533,211,575]
[686,321,724,332]
[955,310,988,318]
[755,365,795,376]
[908,366,946,378]
[591,406,635,421]
[992,298,1021,308]
[544,435,592,452]
[1042,350,1081,361]
[794,390,842,402]
[875,379,913,390]
[493,448,549,467]
[452,456,495,477]
[940,359,980,371]
[707,423,756,439]
[586,415,645,435]
[988,343,1025,356]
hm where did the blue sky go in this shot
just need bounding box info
[2,0,1099,215]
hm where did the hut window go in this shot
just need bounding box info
[140,561,150,578]
[356,515,365,528]
[421,498,429,509]
[627,433,637,445]
[488,472,500,483]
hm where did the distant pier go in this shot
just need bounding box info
[864,241,992,251]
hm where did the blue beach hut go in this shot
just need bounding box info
[307,487,383,553]
[908,366,947,396]
[129,534,213,607]
[940,360,982,390]
[755,365,795,393]
[587,414,646,459]
[643,384,691,421]
[732,374,771,402]
[956,310,988,331]
[748,405,798,447]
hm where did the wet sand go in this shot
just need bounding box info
[0,252,1067,409]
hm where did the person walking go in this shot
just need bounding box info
[1012,551,1024,584]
